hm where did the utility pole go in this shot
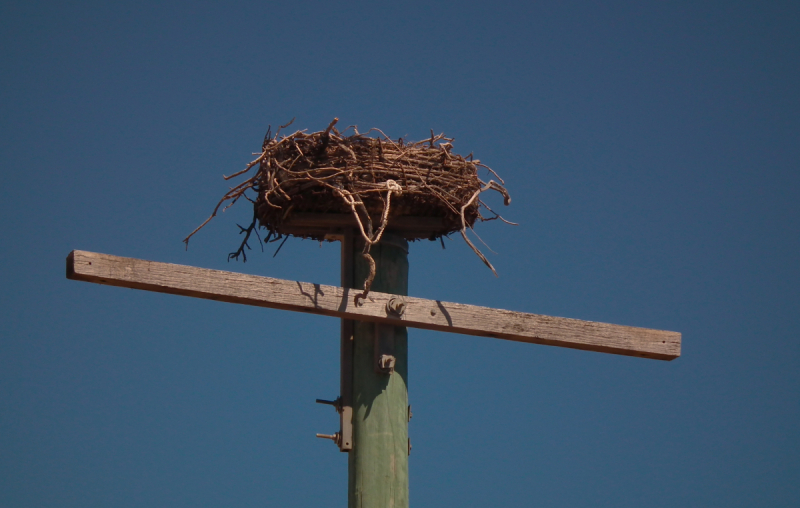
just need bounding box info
[348,232,409,507]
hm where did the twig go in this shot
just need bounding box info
[227,211,261,263]
[273,235,289,257]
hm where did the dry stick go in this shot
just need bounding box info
[184,180,257,246]
[274,179,292,201]
[291,139,305,159]
[469,224,498,255]
[262,191,282,209]
[476,163,505,185]
[324,117,339,135]
[365,128,401,151]
[335,140,358,161]
[458,181,509,276]
[222,195,242,213]
[224,153,267,181]
[274,118,295,138]
[478,199,519,226]
[413,177,463,217]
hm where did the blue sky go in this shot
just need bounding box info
[1,1,798,507]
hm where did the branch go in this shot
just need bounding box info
[227,211,262,263]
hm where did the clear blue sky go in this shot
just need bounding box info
[2,1,798,507]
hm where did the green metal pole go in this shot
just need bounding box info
[348,232,409,508]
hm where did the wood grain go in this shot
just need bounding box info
[279,213,446,239]
[349,233,409,507]
[66,250,681,360]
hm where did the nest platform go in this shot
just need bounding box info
[185,118,513,296]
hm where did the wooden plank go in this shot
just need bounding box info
[66,250,681,360]
[279,213,447,239]
[284,213,445,232]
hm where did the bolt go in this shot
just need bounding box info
[315,397,342,412]
[378,354,396,372]
[316,432,341,446]
[386,296,407,316]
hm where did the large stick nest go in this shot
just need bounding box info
[185,118,514,299]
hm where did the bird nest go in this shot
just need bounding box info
[185,118,514,299]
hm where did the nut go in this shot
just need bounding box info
[386,296,407,316]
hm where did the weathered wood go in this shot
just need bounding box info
[66,250,681,360]
[280,213,446,239]
[339,230,355,452]
[348,234,409,508]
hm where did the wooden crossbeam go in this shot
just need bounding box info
[66,250,681,360]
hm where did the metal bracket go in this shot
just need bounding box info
[408,406,412,455]
[315,395,352,452]
[314,230,356,452]
[317,397,353,451]
[337,230,355,452]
